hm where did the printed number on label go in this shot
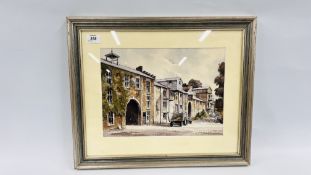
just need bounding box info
[88,35,100,43]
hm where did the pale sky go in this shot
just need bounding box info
[101,48,225,94]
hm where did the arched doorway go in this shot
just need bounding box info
[188,102,192,118]
[126,99,140,125]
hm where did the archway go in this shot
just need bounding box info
[188,102,192,118]
[126,99,140,125]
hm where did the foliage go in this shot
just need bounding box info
[182,83,190,92]
[214,62,225,112]
[101,65,129,118]
[101,65,113,116]
[214,75,224,88]
[215,98,223,109]
[130,78,135,88]
[218,62,225,75]
[215,87,224,97]
[188,79,203,88]
[194,110,208,120]
[111,69,129,116]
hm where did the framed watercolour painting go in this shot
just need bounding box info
[67,16,256,169]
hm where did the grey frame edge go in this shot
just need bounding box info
[66,16,257,169]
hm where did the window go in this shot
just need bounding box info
[107,88,112,103]
[170,91,174,98]
[163,89,167,98]
[180,105,183,112]
[146,95,150,109]
[163,113,167,120]
[135,77,140,89]
[105,69,112,85]
[107,111,114,125]
[163,101,167,111]
[124,74,129,88]
[146,80,151,94]
[146,110,150,123]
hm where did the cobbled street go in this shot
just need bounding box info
[103,120,223,136]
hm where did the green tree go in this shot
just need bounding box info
[188,79,202,88]
[214,62,225,112]
[111,69,129,116]
[182,83,190,92]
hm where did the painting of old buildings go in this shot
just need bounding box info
[101,49,225,136]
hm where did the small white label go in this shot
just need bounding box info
[87,34,100,43]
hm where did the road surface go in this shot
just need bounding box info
[103,120,223,136]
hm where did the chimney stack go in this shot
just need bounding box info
[136,66,143,72]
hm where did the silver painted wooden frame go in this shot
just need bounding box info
[67,16,256,169]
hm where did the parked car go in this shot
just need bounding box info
[170,113,192,127]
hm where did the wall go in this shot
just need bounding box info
[0,0,311,174]
[154,86,162,124]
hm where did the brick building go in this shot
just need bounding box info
[155,77,189,124]
[101,50,212,129]
[101,51,155,129]
[190,87,214,112]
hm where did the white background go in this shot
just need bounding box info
[0,0,311,174]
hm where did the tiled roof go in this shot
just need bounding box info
[101,59,155,79]
[174,89,188,94]
[192,96,205,102]
[154,81,168,88]
[156,77,181,81]
[193,86,210,90]
[155,81,187,94]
